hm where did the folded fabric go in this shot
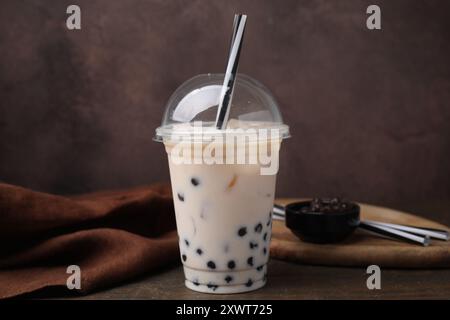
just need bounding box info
[0,183,179,299]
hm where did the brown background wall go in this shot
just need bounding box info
[0,0,449,211]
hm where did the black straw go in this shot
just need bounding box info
[215,14,247,129]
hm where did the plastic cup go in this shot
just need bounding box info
[155,74,289,293]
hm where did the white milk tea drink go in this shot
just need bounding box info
[155,74,289,293]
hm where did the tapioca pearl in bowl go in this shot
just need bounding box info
[254,223,263,233]
[177,192,185,202]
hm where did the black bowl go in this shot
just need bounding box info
[285,201,360,244]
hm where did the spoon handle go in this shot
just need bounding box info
[359,221,430,246]
[273,204,285,218]
[364,220,449,241]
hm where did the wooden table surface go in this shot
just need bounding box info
[71,200,450,300]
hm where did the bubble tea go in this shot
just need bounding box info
[155,74,290,293]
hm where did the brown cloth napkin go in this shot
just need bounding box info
[0,183,179,299]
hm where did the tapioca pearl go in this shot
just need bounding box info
[225,275,233,283]
[249,241,258,249]
[266,212,271,226]
[247,257,254,267]
[263,247,267,255]
[182,254,187,262]
[207,261,216,269]
[263,232,268,241]
[238,227,247,237]
[177,193,185,202]
[191,177,200,186]
[193,280,200,286]
[245,279,253,287]
[207,283,218,291]
[184,239,190,247]
[196,248,203,255]
[254,223,263,233]
[256,265,264,272]
[227,260,236,269]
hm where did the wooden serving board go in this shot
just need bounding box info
[270,199,450,268]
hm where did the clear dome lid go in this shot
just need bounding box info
[154,73,290,142]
